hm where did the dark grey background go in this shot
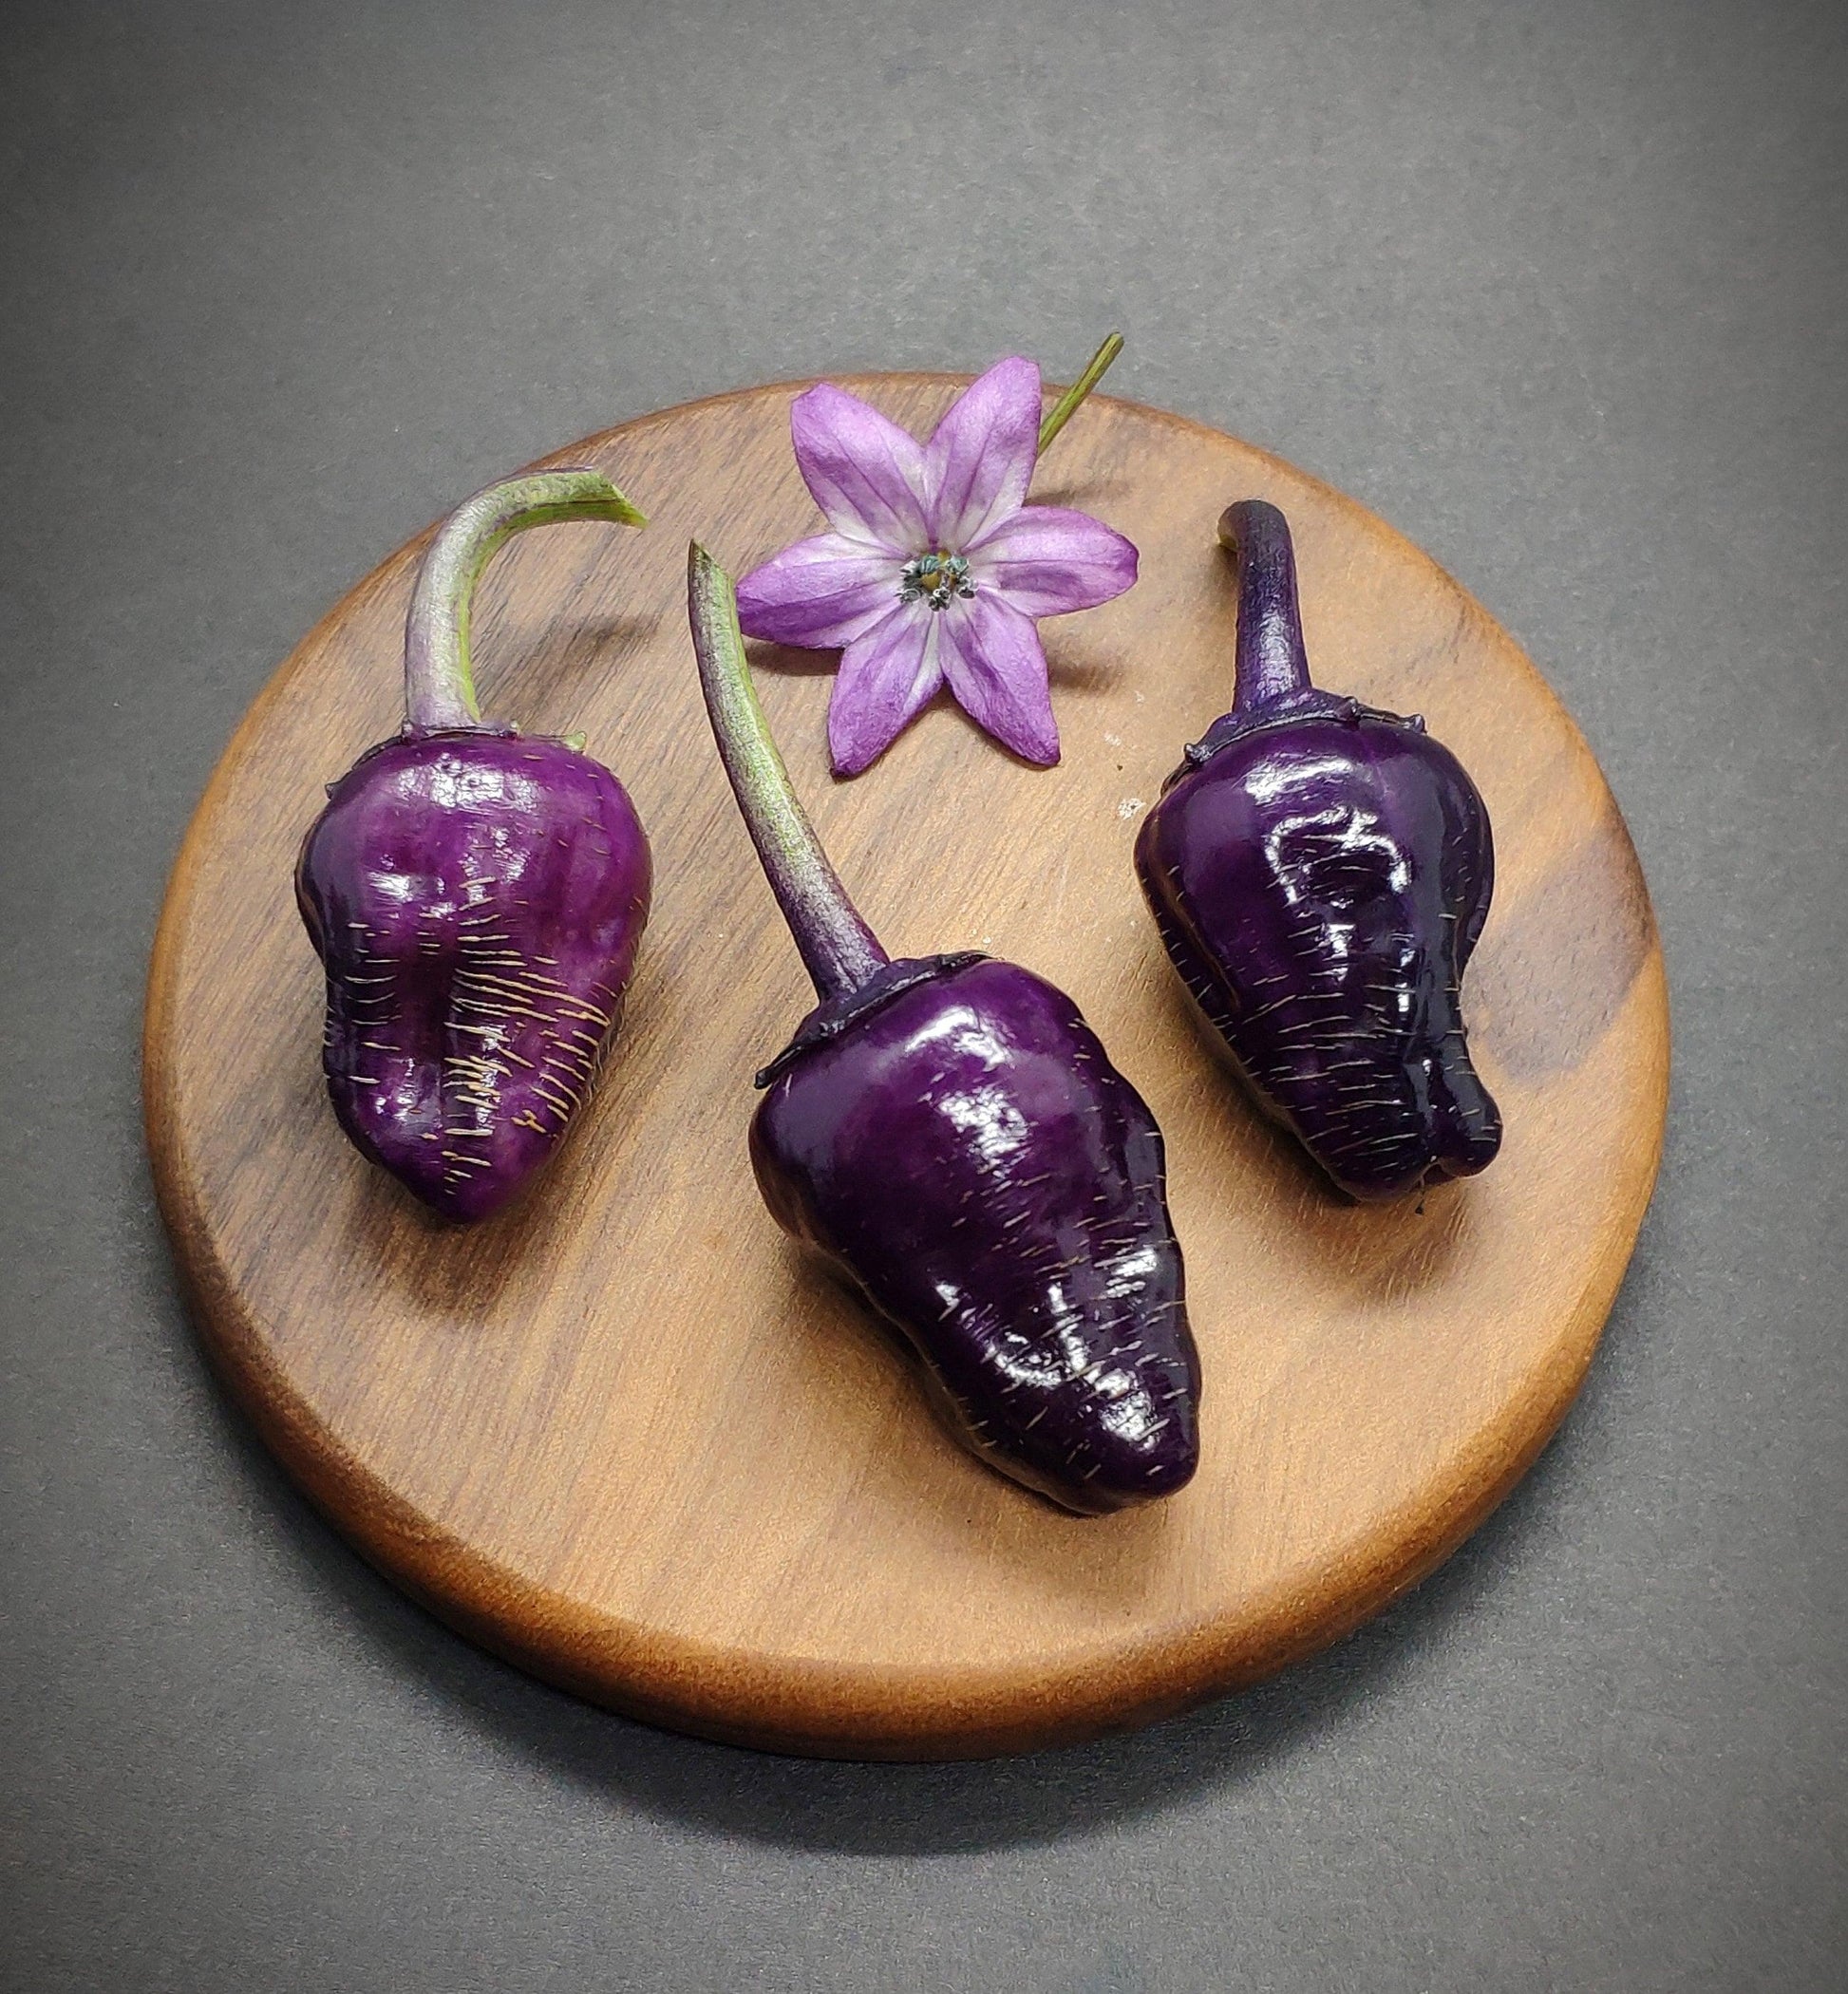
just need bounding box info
[3,0,1842,1986]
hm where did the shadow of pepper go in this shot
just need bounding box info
[1151,960,1473,1299]
[343,1172,555,1322]
[341,1066,629,1323]
[764,1236,1193,1616]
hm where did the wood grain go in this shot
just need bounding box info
[142,377,1669,1759]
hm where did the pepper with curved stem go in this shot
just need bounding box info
[690,543,1200,1514]
[296,469,652,1222]
[1136,498,1501,1201]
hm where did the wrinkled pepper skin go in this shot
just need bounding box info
[1136,499,1500,1201]
[296,726,651,1222]
[751,955,1199,1514]
[294,467,651,1220]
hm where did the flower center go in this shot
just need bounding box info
[897,551,974,611]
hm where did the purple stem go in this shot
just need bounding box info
[1216,499,1313,714]
[687,542,889,1003]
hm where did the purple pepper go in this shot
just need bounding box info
[688,544,1200,1514]
[1136,499,1500,1202]
[295,470,652,1222]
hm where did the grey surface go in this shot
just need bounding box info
[2,0,1843,1986]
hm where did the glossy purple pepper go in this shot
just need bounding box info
[1135,499,1500,1201]
[295,470,651,1221]
[688,544,1199,1514]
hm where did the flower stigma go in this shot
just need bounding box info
[897,551,975,611]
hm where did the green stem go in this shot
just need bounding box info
[687,543,888,1002]
[1036,331,1123,456]
[404,467,647,730]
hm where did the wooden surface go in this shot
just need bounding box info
[142,376,1669,1760]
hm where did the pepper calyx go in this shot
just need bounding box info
[755,953,988,1087]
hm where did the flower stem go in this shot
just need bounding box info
[404,468,647,730]
[687,543,889,1002]
[1036,331,1123,456]
[1216,499,1312,712]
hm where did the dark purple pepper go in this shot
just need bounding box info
[1135,499,1500,1202]
[295,471,651,1222]
[688,544,1199,1514]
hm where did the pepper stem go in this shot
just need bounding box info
[1036,331,1123,456]
[404,467,647,730]
[687,543,889,1002]
[1216,499,1313,712]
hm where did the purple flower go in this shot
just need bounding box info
[735,356,1138,775]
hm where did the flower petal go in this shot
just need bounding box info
[937,592,1059,765]
[789,383,931,551]
[924,357,1043,550]
[829,604,945,775]
[735,533,902,649]
[964,505,1139,618]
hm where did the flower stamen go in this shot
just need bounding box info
[898,551,975,611]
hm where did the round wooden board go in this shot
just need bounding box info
[144,376,1669,1759]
